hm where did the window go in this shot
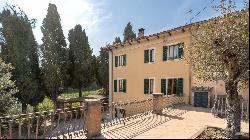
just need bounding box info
[144,78,154,94]
[163,43,184,61]
[114,79,126,93]
[115,54,126,67]
[144,48,155,63]
[161,78,183,96]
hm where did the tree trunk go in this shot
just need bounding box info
[225,80,242,139]
[79,87,82,97]
[22,103,27,114]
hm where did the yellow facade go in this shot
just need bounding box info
[109,22,248,107]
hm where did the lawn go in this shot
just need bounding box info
[35,89,103,112]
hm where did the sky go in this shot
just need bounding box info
[0,0,246,55]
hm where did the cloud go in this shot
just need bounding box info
[0,0,111,55]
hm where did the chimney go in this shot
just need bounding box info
[138,28,145,38]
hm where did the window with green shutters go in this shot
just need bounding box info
[115,79,126,93]
[123,54,126,66]
[161,79,166,95]
[165,78,183,96]
[144,79,149,94]
[163,46,168,61]
[176,78,183,96]
[114,80,117,92]
[144,50,149,63]
[178,43,184,59]
[115,54,126,67]
[115,56,118,67]
[123,79,126,92]
[163,42,184,61]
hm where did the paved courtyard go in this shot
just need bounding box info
[94,105,249,139]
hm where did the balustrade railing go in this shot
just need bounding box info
[0,106,86,139]
[101,98,153,129]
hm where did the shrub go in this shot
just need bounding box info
[34,96,54,112]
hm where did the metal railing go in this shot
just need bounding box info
[101,98,154,129]
[211,96,249,120]
[0,106,86,139]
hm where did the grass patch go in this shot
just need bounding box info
[58,89,102,99]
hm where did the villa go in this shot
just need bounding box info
[107,14,249,109]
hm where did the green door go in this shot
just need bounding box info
[194,92,208,108]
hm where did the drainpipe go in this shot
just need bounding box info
[189,27,193,105]
[109,49,113,108]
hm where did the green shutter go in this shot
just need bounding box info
[163,46,168,61]
[161,79,166,95]
[144,50,149,63]
[123,79,126,93]
[167,79,172,95]
[144,79,149,94]
[123,54,126,66]
[178,43,184,59]
[177,78,183,96]
[114,80,117,92]
[115,56,118,67]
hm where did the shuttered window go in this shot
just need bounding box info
[178,43,184,59]
[144,79,149,94]
[161,79,166,95]
[114,80,117,92]
[123,79,126,92]
[177,78,183,96]
[163,46,168,61]
[123,54,126,66]
[164,42,184,61]
[115,56,118,67]
[144,50,149,63]
[166,78,184,96]
[115,54,126,67]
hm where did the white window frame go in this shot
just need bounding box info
[146,77,155,94]
[116,54,126,67]
[163,42,182,61]
[164,77,183,97]
[117,78,126,93]
[146,48,156,64]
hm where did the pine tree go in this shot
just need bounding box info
[123,22,136,42]
[68,24,93,97]
[40,3,67,103]
[98,47,109,95]
[0,5,43,113]
[113,36,121,44]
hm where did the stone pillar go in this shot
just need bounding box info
[152,93,164,115]
[84,99,101,138]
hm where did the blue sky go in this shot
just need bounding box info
[0,0,246,55]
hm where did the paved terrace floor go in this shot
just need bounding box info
[48,105,249,139]
[93,105,249,139]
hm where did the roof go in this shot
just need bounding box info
[104,9,247,51]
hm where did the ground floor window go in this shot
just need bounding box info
[114,79,126,93]
[161,78,183,96]
[144,78,154,94]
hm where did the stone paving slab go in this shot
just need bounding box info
[134,105,249,139]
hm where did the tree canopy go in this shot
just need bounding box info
[40,3,67,103]
[68,24,93,97]
[123,22,136,41]
[0,58,18,116]
[0,4,43,112]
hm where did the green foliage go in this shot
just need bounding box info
[40,3,67,102]
[113,36,121,44]
[58,90,99,99]
[188,9,249,88]
[34,96,55,112]
[68,24,93,97]
[123,22,136,41]
[0,58,18,116]
[98,47,109,95]
[0,4,44,111]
